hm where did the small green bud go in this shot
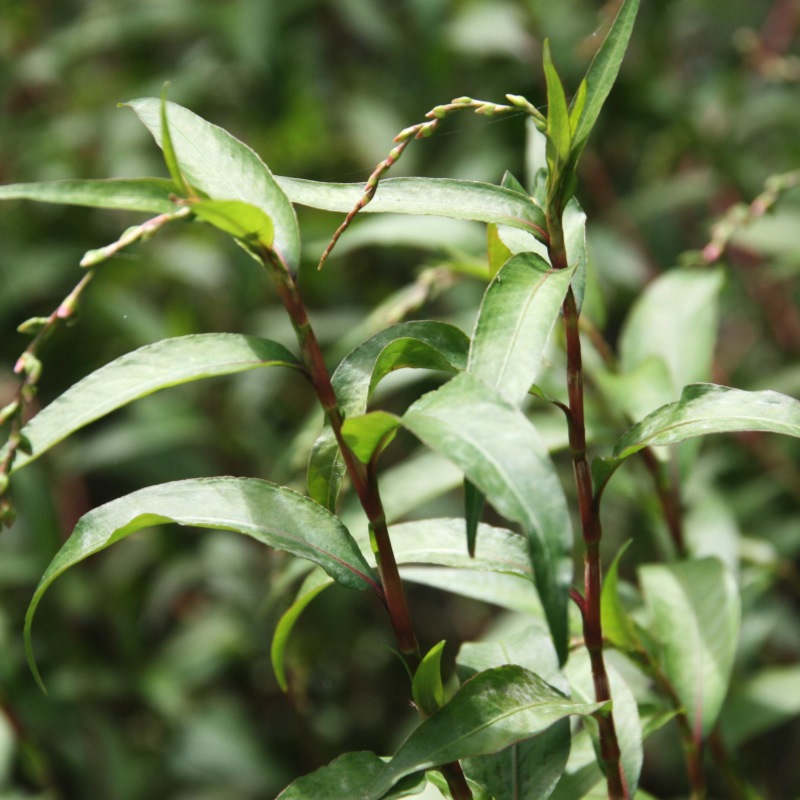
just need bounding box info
[0,401,19,426]
[16,433,33,456]
[0,473,8,496]
[14,352,42,383]
[451,96,473,105]
[17,317,49,335]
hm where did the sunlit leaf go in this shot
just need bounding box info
[0,178,179,214]
[468,252,574,406]
[341,411,401,464]
[308,321,469,510]
[364,666,607,800]
[3,334,301,474]
[191,199,274,248]
[402,373,572,663]
[26,478,380,690]
[276,176,548,243]
[126,98,300,270]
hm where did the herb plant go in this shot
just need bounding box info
[1,0,799,797]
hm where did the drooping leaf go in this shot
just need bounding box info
[468,252,575,406]
[0,178,179,214]
[2,334,301,474]
[639,557,740,738]
[364,666,607,800]
[276,176,548,243]
[402,373,573,663]
[308,321,469,510]
[276,752,425,800]
[271,568,334,693]
[26,478,380,689]
[570,0,641,166]
[593,383,800,490]
[412,641,447,716]
[191,199,274,249]
[342,411,401,464]
[125,98,300,271]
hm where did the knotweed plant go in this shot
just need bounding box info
[1,1,799,797]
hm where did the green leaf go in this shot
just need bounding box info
[276,176,548,243]
[341,411,401,464]
[566,650,643,796]
[3,334,301,474]
[387,518,533,580]
[618,268,724,415]
[401,568,541,616]
[543,40,572,179]
[614,383,800,459]
[487,223,513,279]
[402,373,573,663]
[468,252,575,406]
[465,723,570,800]
[159,84,190,196]
[569,78,588,138]
[570,0,641,165]
[276,752,426,800]
[412,641,447,716]
[271,568,334,693]
[594,382,800,490]
[308,321,469,510]
[0,178,179,214]
[191,199,274,248]
[639,557,740,738]
[364,666,607,800]
[26,478,380,691]
[600,540,640,652]
[125,98,300,271]
[463,478,486,557]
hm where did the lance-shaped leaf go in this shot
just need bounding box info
[0,178,179,214]
[542,40,572,182]
[276,176,548,243]
[125,98,300,271]
[412,640,447,717]
[593,383,800,490]
[2,334,302,474]
[364,666,607,800]
[276,752,425,800]
[342,411,401,464]
[639,557,740,739]
[271,568,334,693]
[308,321,469,510]
[402,373,572,663]
[191,199,274,249]
[25,477,381,690]
[569,0,641,167]
[468,252,575,406]
[387,518,533,580]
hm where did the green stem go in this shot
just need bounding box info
[259,246,420,665]
[548,214,628,800]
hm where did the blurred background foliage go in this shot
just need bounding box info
[0,0,799,798]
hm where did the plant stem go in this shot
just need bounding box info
[547,214,628,799]
[260,246,476,797]
[258,246,420,665]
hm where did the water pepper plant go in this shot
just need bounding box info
[1,0,799,797]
